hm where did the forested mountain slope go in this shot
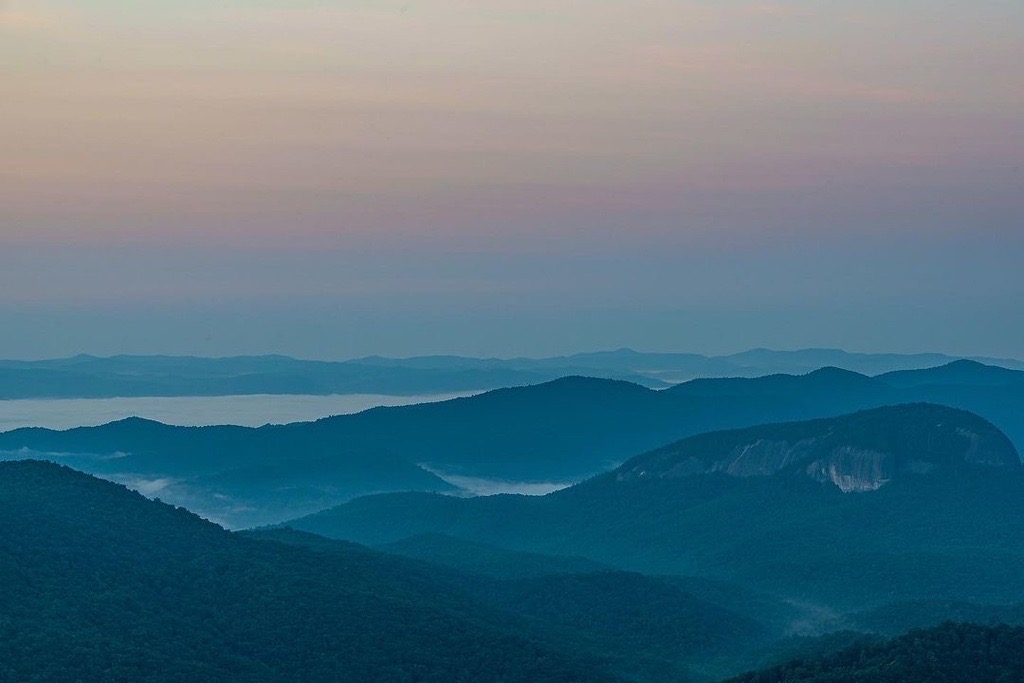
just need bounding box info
[726,622,1024,683]
[0,461,620,683]
[291,405,1024,608]
[2,361,1022,527]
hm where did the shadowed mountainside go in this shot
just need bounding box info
[1,460,804,683]
[614,403,1018,492]
[725,622,1024,683]
[289,404,1024,609]
[1,360,1022,527]
[0,460,624,683]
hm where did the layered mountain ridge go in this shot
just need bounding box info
[0,460,623,682]
[0,459,805,682]
[2,349,1022,399]
[4,361,1024,680]
[290,404,1024,607]
[2,360,1023,526]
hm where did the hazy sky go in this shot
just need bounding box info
[2,1,1022,359]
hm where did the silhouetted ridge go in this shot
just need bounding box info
[667,366,884,400]
[804,366,870,380]
[4,359,1023,528]
[878,359,1024,388]
[520,375,655,393]
[7,349,1021,400]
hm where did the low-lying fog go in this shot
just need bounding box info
[421,466,577,497]
[0,392,479,432]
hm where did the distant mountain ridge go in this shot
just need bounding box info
[1,359,1023,527]
[1,348,1021,399]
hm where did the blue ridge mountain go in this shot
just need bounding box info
[2,361,1022,527]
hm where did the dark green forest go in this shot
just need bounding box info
[0,461,619,682]
[728,622,1024,683]
[4,397,1024,681]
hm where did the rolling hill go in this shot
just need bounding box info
[1,460,804,682]
[726,622,1024,683]
[614,402,1018,491]
[0,460,622,683]
[376,533,613,579]
[245,527,775,682]
[2,360,1022,527]
[289,404,1024,608]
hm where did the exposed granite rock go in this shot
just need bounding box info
[615,404,1020,492]
[805,446,894,492]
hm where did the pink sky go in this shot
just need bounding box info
[1,1,1022,358]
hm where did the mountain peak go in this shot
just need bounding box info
[613,403,1020,492]
[878,359,1023,388]
[803,366,872,381]
[805,365,861,376]
[107,416,166,429]
[945,358,988,369]
[533,375,650,392]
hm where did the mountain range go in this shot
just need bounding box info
[5,410,1024,681]
[1,348,1021,399]
[0,459,845,682]
[1,360,1022,527]
[289,403,1024,611]
[0,460,627,682]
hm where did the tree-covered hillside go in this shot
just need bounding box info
[290,405,1024,608]
[377,532,612,578]
[0,460,621,683]
[2,460,802,683]
[615,403,1019,491]
[246,527,773,682]
[727,622,1024,683]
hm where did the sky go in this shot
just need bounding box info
[2,0,1022,359]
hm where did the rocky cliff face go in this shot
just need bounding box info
[615,404,1020,492]
[803,445,894,492]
